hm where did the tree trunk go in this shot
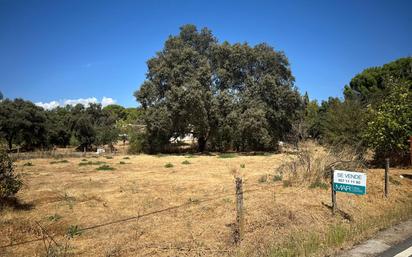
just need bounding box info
[198,137,207,152]
[7,136,13,150]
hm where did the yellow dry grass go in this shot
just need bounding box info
[0,151,411,257]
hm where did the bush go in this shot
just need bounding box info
[96,165,115,171]
[181,160,191,165]
[128,131,146,154]
[240,164,245,168]
[164,163,173,168]
[0,150,22,201]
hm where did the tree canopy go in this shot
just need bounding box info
[135,24,302,152]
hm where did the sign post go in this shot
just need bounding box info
[331,169,367,215]
[333,170,367,195]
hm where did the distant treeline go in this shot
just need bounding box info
[0,25,411,164]
[0,100,141,151]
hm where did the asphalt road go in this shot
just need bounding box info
[379,236,412,257]
[336,220,412,257]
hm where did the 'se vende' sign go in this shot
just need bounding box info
[333,170,367,195]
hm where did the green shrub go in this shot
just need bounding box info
[164,163,173,168]
[96,165,115,171]
[181,160,191,165]
[105,156,113,159]
[81,159,87,161]
[119,161,126,165]
[23,162,34,167]
[123,156,130,159]
[50,160,69,164]
[218,153,237,158]
[0,150,22,201]
[128,131,146,154]
[240,164,245,168]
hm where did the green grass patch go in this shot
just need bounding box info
[218,153,237,158]
[78,161,106,166]
[119,161,126,164]
[164,162,174,168]
[105,156,113,159]
[240,164,245,168]
[81,159,87,161]
[48,213,62,222]
[96,165,115,171]
[67,225,82,238]
[182,160,191,165]
[309,180,329,190]
[50,160,69,164]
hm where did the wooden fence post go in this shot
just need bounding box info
[385,158,389,198]
[331,168,337,215]
[234,177,244,245]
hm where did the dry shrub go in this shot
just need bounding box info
[275,141,366,185]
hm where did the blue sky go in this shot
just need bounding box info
[0,0,411,108]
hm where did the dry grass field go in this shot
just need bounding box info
[1,149,411,257]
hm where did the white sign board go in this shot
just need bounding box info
[333,170,367,195]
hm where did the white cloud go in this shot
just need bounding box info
[63,97,98,107]
[101,97,116,107]
[35,97,117,110]
[35,101,60,110]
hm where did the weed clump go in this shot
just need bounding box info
[181,160,191,165]
[96,165,115,171]
[164,163,174,168]
[258,175,268,183]
[309,180,329,190]
[67,225,82,238]
[78,161,105,166]
[50,160,69,164]
[23,162,34,167]
[240,164,245,168]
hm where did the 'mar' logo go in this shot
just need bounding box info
[334,184,351,191]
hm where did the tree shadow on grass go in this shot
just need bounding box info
[0,197,34,211]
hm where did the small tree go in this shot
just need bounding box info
[363,79,412,164]
[0,149,22,202]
